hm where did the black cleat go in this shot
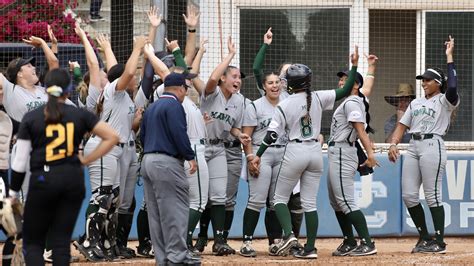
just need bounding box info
[349,241,377,256]
[73,241,104,262]
[136,243,154,258]
[212,239,234,256]
[332,240,358,256]
[117,246,136,259]
[193,237,208,253]
[294,247,318,259]
[418,241,446,254]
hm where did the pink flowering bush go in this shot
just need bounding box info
[0,0,80,43]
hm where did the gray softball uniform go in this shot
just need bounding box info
[86,84,103,112]
[243,96,288,212]
[327,95,366,214]
[200,87,245,205]
[182,96,209,212]
[118,132,138,215]
[224,95,250,211]
[399,93,459,208]
[84,78,135,196]
[270,90,335,212]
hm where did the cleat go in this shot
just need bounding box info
[290,242,304,256]
[73,241,104,262]
[349,241,377,256]
[276,233,298,256]
[418,241,446,254]
[212,239,234,256]
[332,241,358,256]
[117,246,136,259]
[193,237,208,253]
[294,247,318,259]
[239,241,257,257]
[136,243,154,258]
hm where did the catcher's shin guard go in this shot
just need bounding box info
[84,187,113,248]
[103,187,120,249]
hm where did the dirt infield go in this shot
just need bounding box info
[59,237,474,265]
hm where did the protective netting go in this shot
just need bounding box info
[1,0,472,147]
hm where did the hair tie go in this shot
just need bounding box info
[46,85,63,97]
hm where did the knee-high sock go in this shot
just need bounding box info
[223,210,234,240]
[242,208,260,242]
[408,204,430,240]
[198,207,211,238]
[187,209,202,245]
[265,209,282,245]
[274,203,293,237]
[347,210,372,244]
[335,211,356,245]
[429,206,445,244]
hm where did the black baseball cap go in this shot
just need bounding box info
[416,68,443,84]
[337,70,363,88]
[164,72,197,88]
[6,57,36,84]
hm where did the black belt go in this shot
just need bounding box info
[292,139,319,143]
[128,140,135,146]
[208,138,223,145]
[199,138,207,145]
[328,141,354,147]
[117,143,125,148]
[224,140,241,148]
[411,133,434,140]
[270,144,286,148]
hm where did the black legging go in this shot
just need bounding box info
[22,164,85,266]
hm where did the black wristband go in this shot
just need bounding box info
[188,29,196,33]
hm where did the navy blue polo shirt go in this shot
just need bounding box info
[141,92,195,161]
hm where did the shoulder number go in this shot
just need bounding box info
[45,123,74,162]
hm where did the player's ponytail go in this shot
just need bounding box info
[358,90,374,134]
[44,68,71,124]
[304,88,312,122]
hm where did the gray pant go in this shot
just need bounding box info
[327,144,359,214]
[247,146,283,211]
[402,137,446,208]
[205,144,227,205]
[84,136,122,199]
[118,142,138,214]
[141,153,189,264]
[225,146,243,210]
[187,140,209,212]
[273,142,323,212]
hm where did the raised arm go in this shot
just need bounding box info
[204,36,236,95]
[143,43,170,80]
[165,39,187,69]
[444,35,458,105]
[183,4,200,66]
[147,6,162,47]
[360,53,378,97]
[96,33,117,71]
[75,24,102,89]
[47,24,58,54]
[334,45,359,101]
[116,36,147,91]
[23,36,59,70]
[189,39,208,95]
[253,28,272,96]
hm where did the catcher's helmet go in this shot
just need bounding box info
[286,64,312,93]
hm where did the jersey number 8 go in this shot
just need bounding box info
[46,123,74,162]
[300,116,313,138]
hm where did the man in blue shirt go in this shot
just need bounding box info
[140,71,199,265]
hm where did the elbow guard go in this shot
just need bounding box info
[262,131,278,146]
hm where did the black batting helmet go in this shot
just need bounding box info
[286,64,312,93]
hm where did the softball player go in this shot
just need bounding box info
[75,36,146,261]
[9,68,118,265]
[252,29,308,255]
[240,71,284,257]
[196,37,250,256]
[388,36,458,254]
[251,47,359,259]
[327,71,378,256]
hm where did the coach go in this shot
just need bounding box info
[140,71,200,265]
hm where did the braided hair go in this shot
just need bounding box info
[304,88,312,122]
[357,90,374,134]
